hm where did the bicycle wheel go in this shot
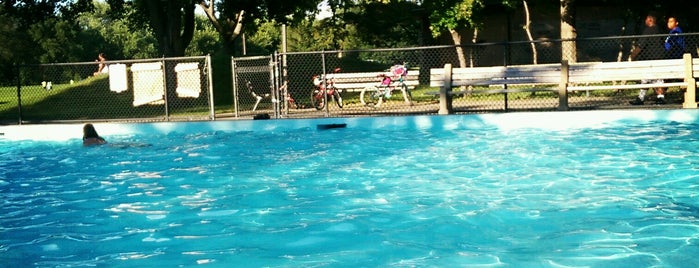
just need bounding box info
[400,83,413,106]
[333,89,344,109]
[359,86,377,106]
[311,89,325,110]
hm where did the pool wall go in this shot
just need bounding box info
[2,109,699,141]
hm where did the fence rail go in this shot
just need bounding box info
[3,34,699,124]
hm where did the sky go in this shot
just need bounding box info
[317,0,333,20]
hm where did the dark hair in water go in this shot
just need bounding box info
[83,123,100,139]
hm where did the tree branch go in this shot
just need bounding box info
[197,0,244,43]
[197,0,224,34]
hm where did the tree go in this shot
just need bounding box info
[199,0,324,54]
[1,0,93,27]
[560,0,576,63]
[186,15,223,56]
[105,0,322,56]
[522,0,537,64]
[197,0,244,55]
[0,0,95,64]
[246,20,281,54]
[77,1,159,60]
[286,19,336,52]
[346,1,424,49]
[28,18,88,63]
[422,0,494,68]
[140,0,196,57]
[0,6,24,64]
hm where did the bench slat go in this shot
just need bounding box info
[430,59,687,88]
[568,59,685,82]
[334,75,419,83]
[334,80,419,91]
[568,81,687,91]
[425,87,557,96]
[325,70,420,91]
[430,64,560,87]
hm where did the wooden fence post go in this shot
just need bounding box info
[683,53,697,109]
[558,60,569,111]
[438,63,453,115]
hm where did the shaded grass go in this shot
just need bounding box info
[0,76,215,122]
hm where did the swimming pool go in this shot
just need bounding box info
[2,110,699,267]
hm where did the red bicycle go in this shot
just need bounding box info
[310,68,344,110]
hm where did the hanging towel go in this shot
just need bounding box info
[108,63,127,93]
[175,62,201,98]
[131,62,164,106]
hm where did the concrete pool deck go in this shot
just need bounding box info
[3,109,699,142]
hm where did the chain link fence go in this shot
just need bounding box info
[2,34,698,124]
[233,33,699,119]
[1,56,212,124]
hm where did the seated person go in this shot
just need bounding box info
[93,53,109,76]
[83,123,107,146]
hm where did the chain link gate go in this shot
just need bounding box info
[231,55,288,119]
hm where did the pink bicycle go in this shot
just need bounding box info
[359,64,413,107]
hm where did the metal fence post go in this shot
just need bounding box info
[231,57,239,117]
[206,55,215,120]
[161,58,170,121]
[321,51,329,117]
[270,53,279,118]
[15,65,22,125]
[558,60,569,111]
[503,43,509,112]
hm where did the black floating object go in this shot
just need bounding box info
[317,123,347,130]
[253,113,270,120]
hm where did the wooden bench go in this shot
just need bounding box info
[330,70,420,92]
[430,63,562,93]
[430,53,698,114]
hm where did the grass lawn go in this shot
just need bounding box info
[0,76,213,122]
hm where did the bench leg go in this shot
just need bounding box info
[683,54,698,108]
[683,86,697,108]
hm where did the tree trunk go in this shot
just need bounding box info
[560,0,577,63]
[469,28,478,67]
[144,0,195,57]
[523,1,537,64]
[450,29,470,93]
[198,1,244,55]
[450,29,467,68]
[524,1,538,96]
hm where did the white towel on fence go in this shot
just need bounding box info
[108,64,127,93]
[131,62,164,106]
[175,62,201,98]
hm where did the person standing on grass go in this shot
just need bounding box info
[665,16,685,60]
[629,13,665,105]
[653,16,686,105]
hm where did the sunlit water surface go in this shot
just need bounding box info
[1,112,699,267]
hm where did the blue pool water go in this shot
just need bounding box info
[1,110,699,267]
